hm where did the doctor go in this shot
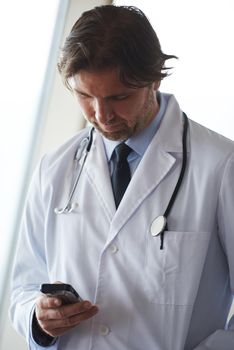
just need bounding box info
[10,5,234,350]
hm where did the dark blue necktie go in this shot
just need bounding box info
[111,143,132,208]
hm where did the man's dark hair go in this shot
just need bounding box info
[58,5,177,89]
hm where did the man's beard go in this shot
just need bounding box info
[92,88,156,141]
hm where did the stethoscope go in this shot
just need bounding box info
[150,112,188,249]
[54,113,188,249]
[54,126,95,214]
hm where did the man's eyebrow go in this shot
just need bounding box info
[74,89,90,96]
[74,88,132,99]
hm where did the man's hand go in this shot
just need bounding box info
[35,294,99,337]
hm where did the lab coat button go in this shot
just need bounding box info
[99,325,110,336]
[109,244,118,254]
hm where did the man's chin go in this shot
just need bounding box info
[102,130,129,141]
[97,127,130,141]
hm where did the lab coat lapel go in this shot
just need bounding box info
[82,132,116,220]
[110,95,187,236]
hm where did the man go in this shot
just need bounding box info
[10,5,234,350]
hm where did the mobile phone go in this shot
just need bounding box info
[40,283,82,304]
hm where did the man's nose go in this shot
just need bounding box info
[94,99,113,123]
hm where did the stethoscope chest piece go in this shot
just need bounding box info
[150,215,167,236]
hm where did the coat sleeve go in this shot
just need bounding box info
[9,157,58,349]
[193,153,234,350]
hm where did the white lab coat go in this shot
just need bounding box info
[10,94,234,350]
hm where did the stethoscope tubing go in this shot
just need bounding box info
[54,127,94,214]
[70,127,94,202]
[159,112,188,249]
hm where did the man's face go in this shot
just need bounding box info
[71,68,160,141]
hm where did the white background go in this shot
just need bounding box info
[115,0,234,139]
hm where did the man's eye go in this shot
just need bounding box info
[112,95,129,101]
[77,92,91,99]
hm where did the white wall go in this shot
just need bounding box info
[0,1,110,349]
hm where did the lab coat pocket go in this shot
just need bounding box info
[144,230,210,305]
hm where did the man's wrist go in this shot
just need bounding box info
[32,311,56,347]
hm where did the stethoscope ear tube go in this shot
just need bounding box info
[86,127,94,152]
[159,113,188,249]
[54,127,94,215]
